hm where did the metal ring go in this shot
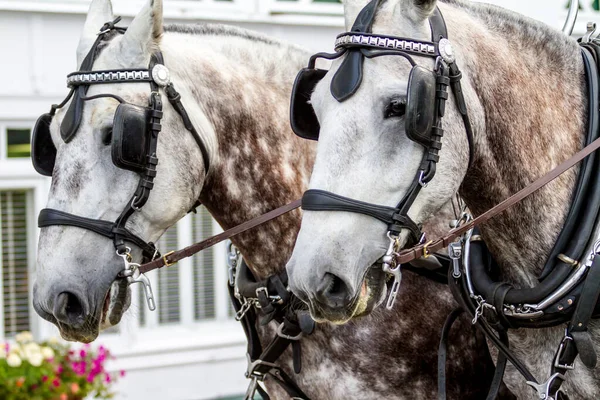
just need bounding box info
[131,197,141,211]
[418,171,428,188]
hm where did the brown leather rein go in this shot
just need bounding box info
[138,135,600,275]
[138,199,301,274]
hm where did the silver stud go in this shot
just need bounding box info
[439,38,456,64]
[151,64,171,87]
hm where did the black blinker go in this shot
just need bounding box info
[290,68,327,140]
[31,113,57,177]
[405,66,437,147]
[111,103,151,173]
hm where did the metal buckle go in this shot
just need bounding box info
[554,331,575,371]
[276,322,303,341]
[422,240,434,258]
[162,250,177,267]
[255,287,269,306]
[526,372,566,400]
[448,242,462,278]
[227,241,240,287]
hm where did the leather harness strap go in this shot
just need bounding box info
[138,199,301,274]
[396,134,600,266]
[136,130,600,276]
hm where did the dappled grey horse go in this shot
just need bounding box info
[287,0,600,398]
[31,0,509,398]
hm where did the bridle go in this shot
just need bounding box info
[290,0,474,308]
[33,18,210,309]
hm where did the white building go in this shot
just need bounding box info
[0,1,596,399]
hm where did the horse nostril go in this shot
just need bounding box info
[315,273,351,309]
[53,292,87,329]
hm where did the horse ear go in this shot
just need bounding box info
[118,0,164,64]
[77,0,114,66]
[405,0,438,20]
[341,0,372,30]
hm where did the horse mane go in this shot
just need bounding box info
[164,23,286,47]
[441,0,579,63]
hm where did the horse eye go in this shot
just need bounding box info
[101,127,113,146]
[385,99,407,119]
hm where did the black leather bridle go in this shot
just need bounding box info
[34,18,210,265]
[297,0,474,245]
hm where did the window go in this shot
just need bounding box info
[6,128,31,159]
[137,207,225,327]
[1,190,31,338]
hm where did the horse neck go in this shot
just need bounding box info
[445,2,587,284]
[161,27,316,279]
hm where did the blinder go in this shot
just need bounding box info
[290,60,438,147]
[31,101,156,177]
[32,113,57,177]
[111,103,154,173]
[290,68,327,141]
[406,66,437,147]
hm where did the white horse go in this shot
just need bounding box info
[287,0,600,398]
[32,0,510,398]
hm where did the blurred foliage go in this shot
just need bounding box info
[0,332,124,400]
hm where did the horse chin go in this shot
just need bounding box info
[101,279,131,329]
[308,265,386,324]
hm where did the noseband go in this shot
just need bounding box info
[33,18,210,274]
[291,0,474,247]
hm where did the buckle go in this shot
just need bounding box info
[276,322,303,341]
[422,240,434,258]
[162,250,177,267]
[554,331,575,371]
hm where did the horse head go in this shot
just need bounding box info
[33,0,213,342]
[287,0,473,323]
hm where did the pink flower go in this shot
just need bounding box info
[105,373,112,383]
[120,370,126,377]
[52,378,60,388]
[41,375,48,383]
[60,394,68,400]
[55,365,64,374]
[86,373,95,383]
[79,349,87,358]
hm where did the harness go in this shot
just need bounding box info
[290,1,600,398]
[31,18,210,306]
[227,244,314,400]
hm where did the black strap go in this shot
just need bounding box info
[38,208,157,260]
[437,307,463,400]
[165,83,210,173]
[230,262,310,400]
[437,307,507,400]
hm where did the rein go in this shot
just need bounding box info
[137,199,301,274]
[395,135,600,266]
[136,133,600,280]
